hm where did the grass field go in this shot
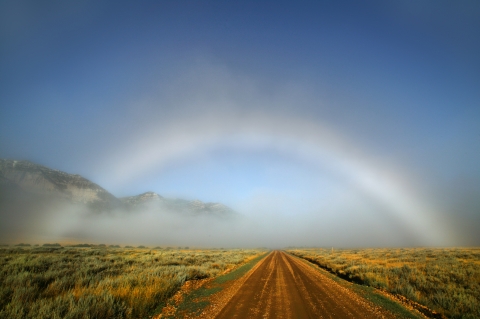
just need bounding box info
[287,248,480,319]
[0,245,264,319]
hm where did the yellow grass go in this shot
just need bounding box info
[0,245,265,319]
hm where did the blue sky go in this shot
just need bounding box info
[1,1,479,246]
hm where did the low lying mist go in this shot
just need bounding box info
[0,187,428,248]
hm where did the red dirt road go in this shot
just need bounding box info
[213,251,395,319]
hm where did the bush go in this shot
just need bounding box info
[42,244,61,247]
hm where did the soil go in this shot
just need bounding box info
[205,251,397,319]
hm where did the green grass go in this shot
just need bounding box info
[170,286,223,316]
[287,248,480,319]
[352,284,423,319]
[0,246,264,319]
[214,252,268,284]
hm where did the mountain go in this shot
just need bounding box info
[120,192,236,217]
[0,159,236,217]
[120,191,164,206]
[0,159,120,211]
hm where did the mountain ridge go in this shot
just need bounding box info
[0,159,235,217]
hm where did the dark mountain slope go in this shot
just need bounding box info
[0,159,118,207]
[0,159,236,217]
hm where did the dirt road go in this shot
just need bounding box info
[213,251,395,319]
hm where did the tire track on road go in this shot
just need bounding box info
[214,251,397,319]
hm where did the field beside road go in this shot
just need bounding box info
[287,248,480,319]
[2,245,477,319]
[0,245,264,319]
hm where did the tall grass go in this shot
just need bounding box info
[0,246,263,319]
[287,248,480,319]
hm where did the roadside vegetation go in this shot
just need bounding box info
[287,248,480,319]
[0,245,264,319]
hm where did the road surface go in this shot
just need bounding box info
[213,251,395,319]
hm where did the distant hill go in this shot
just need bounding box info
[120,191,165,206]
[0,159,236,217]
[120,192,237,217]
